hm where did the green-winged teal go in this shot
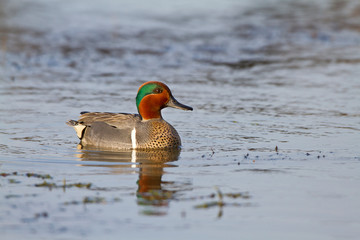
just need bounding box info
[67,81,193,150]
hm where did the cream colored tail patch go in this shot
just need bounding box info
[74,124,86,139]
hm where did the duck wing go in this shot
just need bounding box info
[77,112,141,129]
[67,112,141,149]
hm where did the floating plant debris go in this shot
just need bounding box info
[1,172,52,179]
[194,188,251,210]
[63,196,121,205]
[83,196,106,204]
[1,172,18,177]
[35,181,92,190]
[26,173,52,179]
[8,179,21,184]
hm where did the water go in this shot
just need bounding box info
[1,0,360,239]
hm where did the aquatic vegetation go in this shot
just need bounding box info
[26,173,52,179]
[8,179,21,184]
[63,196,121,205]
[35,180,92,190]
[83,196,105,204]
[1,172,52,179]
[1,172,18,177]
[194,188,251,209]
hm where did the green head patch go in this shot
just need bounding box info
[136,83,163,112]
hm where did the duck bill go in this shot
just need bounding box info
[166,95,193,111]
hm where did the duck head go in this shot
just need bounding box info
[136,81,193,120]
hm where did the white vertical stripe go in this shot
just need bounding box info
[131,127,137,149]
[131,149,137,168]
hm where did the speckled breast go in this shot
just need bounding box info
[136,119,181,149]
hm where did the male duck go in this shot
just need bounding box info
[67,81,193,150]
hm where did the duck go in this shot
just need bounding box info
[67,81,193,150]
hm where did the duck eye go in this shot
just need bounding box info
[153,88,163,94]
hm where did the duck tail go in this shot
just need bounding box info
[66,120,86,139]
[66,119,78,127]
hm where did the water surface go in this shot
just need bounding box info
[1,0,360,239]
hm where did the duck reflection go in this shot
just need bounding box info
[74,146,181,216]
